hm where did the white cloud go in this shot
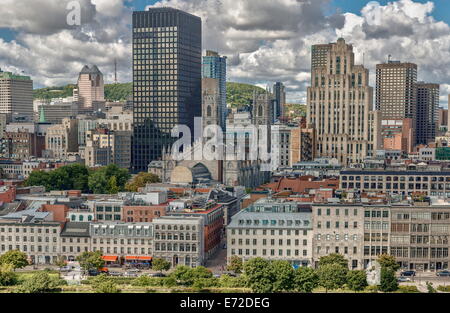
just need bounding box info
[0,0,449,107]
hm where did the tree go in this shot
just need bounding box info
[170,265,195,286]
[107,176,119,194]
[377,254,400,271]
[88,170,109,194]
[88,164,130,194]
[318,253,349,269]
[346,270,368,292]
[242,258,275,293]
[0,263,17,286]
[18,272,62,293]
[125,172,161,192]
[92,281,121,293]
[270,260,295,292]
[0,250,29,270]
[227,255,243,274]
[54,256,67,269]
[76,251,105,272]
[379,267,399,292]
[317,263,348,292]
[294,267,318,293]
[152,258,171,273]
[426,281,436,293]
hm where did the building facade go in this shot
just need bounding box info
[132,8,202,172]
[416,83,439,145]
[307,38,376,165]
[202,50,227,130]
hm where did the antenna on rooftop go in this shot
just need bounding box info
[114,59,118,84]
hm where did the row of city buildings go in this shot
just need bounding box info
[0,184,243,267]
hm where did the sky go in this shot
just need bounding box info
[0,0,449,107]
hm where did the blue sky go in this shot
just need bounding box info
[329,0,450,23]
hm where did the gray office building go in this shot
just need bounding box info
[132,8,202,172]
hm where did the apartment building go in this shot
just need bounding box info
[0,217,61,264]
[227,198,313,267]
[311,204,364,269]
[152,216,204,267]
[90,222,153,259]
[340,165,450,196]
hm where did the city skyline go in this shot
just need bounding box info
[0,0,449,106]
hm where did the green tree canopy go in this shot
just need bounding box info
[152,258,171,273]
[317,263,348,292]
[242,258,275,293]
[125,172,161,192]
[88,164,130,194]
[18,272,62,293]
[346,270,368,292]
[379,267,398,292]
[227,255,243,274]
[318,253,349,269]
[76,251,105,271]
[0,263,17,286]
[377,254,400,271]
[270,260,295,292]
[0,250,29,270]
[294,267,318,293]
[169,265,213,286]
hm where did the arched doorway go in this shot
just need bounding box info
[173,255,179,267]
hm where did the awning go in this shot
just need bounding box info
[125,256,152,261]
[102,255,118,262]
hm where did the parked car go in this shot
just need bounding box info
[436,270,450,277]
[397,276,411,282]
[127,268,141,273]
[109,271,122,277]
[151,272,166,278]
[88,269,100,276]
[401,270,416,277]
[59,266,73,272]
[213,274,221,278]
[124,272,138,277]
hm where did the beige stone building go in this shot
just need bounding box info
[312,204,365,269]
[45,118,79,159]
[227,200,313,267]
[90,222,153,257]
[152,216,204,267]
[307,38,377,165]
[0,218,61,265]
[84,128,132,169]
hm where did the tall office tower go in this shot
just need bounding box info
[0,70,33,121]
[376,60,417,144]
[273,82,286,120]
[202,50,227,130]
[77,65,105,110]
[307,38,376,165]
[132,8,202,173]
[416,82,439,145]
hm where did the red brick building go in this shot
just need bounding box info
[122,204,167,222]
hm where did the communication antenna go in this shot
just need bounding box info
[114,59,118,84]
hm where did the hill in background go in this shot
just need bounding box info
[34,81,266,107]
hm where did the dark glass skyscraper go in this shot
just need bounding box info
[132,8,202,173]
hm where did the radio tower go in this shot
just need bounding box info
[114,59,118,84]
